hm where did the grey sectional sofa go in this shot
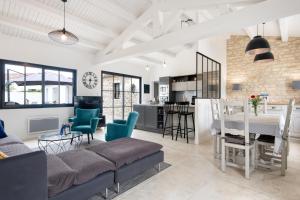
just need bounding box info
[0,124,164,200]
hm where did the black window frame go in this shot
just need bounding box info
[0,59,77,109]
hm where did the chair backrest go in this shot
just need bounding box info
[282,99,295,140]
[177,101,189,113]
[220,99,250,144]
[164,101,176,113]
[76,108,99,125]
[211,99,220,120]
[126,111,139,136]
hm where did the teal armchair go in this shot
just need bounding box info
[69,108,100,144]
[105,112,139,141]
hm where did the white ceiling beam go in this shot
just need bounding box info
[159,0,264,11]
[0,15,104,50]
[15,0,118,38]
[136,56,162,65]
[95,0,300,64]
[99,6,154,55]
[85,0,136,22]
[278,18,289,42]
[162,11,182,34]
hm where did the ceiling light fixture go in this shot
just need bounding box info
[254,52,274,63]
[145,65,150,71]
[48,0,79,45]
[163,60,167,68]
[245,23,270,55]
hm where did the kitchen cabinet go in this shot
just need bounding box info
[187,81,196,91]
[172,81,197,91]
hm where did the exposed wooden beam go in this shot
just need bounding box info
[15,0,118,38]
[0,15,105,50]
[278,18,289,42]
[159,0,265,11]
[85,0,136,22]
[96,0,300,64]
[99,6,154,55]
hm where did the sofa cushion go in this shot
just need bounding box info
[0,120,7,139]
[57,149,115,185]
[86,138,163,168]
[0,134,23,146]
[47,154,76,198]
[0,143,32,157]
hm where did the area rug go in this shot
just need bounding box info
[89,162,171,200]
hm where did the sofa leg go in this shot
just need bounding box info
[116,182,120,193]
[105,188,108,199]
[87,134,90,144]
[157,163,161,172]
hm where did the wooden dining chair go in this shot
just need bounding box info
[220,99,256,179]
[255,99,295,176]
[211,99,221,159]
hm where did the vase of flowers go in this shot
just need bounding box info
[250,95,262,116]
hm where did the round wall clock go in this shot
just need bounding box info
[82,72,98,89]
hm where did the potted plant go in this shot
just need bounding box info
[249,95,262,116]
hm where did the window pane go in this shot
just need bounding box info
[114,92,123,107]
[124,77,132,92]
[5,64,25,105]
[124,92,131,107]
[45,70,59,104]
[60,71,73,104]
[103,107,113,123]
[132,78,140,93]
[114,107,123,120]
[124,107,132,119]
[25,67,42,105]
[102,73,113,91]
[132,93,140,106]
[103,91,113,107]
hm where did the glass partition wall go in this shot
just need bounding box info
[196,52,221,99]
[101,71,141,123]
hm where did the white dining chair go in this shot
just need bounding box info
[211,99,221,159]
[255,99,295,176]
[220,99,256,179]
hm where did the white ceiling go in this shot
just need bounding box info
[0,0,299,66]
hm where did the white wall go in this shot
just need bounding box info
[0,34,153,140]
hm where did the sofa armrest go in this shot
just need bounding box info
[113,119,127,124]
[0,151,48,200]
[68,117,77,123]
[91,117,100,132]
[105,123,128,141]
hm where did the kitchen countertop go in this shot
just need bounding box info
[133,104,195,108]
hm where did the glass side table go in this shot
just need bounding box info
[38,131,83,154]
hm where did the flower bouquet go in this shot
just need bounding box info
[250,95,262,116]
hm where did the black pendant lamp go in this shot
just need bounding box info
[48,0,79,45]
[254,52,274,63]
[245,23,270,55]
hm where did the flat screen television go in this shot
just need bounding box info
[74,96,103,114]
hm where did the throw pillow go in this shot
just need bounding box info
[0,151,8,159]
[0,120,7,139]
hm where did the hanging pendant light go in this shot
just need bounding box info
[163,60,167,68]
[245,23,270,55]
[48,0,79,45]
[254,52,274,63]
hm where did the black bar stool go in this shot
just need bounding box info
[163,102,178,140]
[176,102,195,143]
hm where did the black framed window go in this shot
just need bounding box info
[101,71,141,122]
[0,59,77,109]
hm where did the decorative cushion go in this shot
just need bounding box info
[0,143,32,157]
[0,151,8,159]
[47,154,76,198]
[0,120,7,139]
[0,135,23,146]
[86,138,163,168]
[57,149,115,185]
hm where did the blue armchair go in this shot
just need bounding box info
[105,112,139,141]
[69,108,100,144]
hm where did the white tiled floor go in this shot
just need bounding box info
[25,129,300,200]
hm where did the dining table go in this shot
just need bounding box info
[211,113,285,153]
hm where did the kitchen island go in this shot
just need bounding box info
[133,104,195,136]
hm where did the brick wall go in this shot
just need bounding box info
[226,35,300,104]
